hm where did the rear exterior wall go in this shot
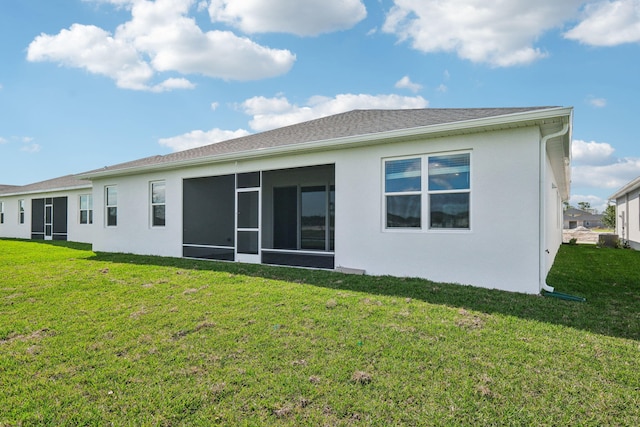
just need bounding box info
[0,188,95,244]
[90,126,547,293]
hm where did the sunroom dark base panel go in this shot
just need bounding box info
[183,246,235,261]
[262,251,335,269]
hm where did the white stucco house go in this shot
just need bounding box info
[1,107,573,294]
[610,176,640,250]
[0,175,94,243]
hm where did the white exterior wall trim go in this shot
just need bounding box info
[79,108,574,180]
[0,184,91,198]
[610,176,640,201]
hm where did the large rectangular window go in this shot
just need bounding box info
[150,181,166,227]
[79,194,93,224]
[105,186,117,227]
[384,152,470,230]
[18,199,25,224]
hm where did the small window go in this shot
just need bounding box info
[79,194,93,224]
[150,181,165,227]
[18,199,25,224]
[0,201,4,224]
[384,158,422,228]
[105,186,117,227]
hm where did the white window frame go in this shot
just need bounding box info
[0,201,4,224]
[105,186,117,227]
[383,156,423,230]
[383,151,472,232]
[18,199,25,224]
[150,180,166,228]
[79,194,93,225]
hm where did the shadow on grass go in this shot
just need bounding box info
[76,244,640,342]
[31,240,93,251]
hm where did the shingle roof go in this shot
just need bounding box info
[82,107,559,176]
[563,208,603,221]
[0,174,91,196]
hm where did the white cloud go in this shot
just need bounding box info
[586,96,607,108]
[572,159,640,190]
[210,102,220,110]
[21,143,41,153]
[572,139,616,165]
[27,23,156,91]
[395,75,422,93]
[208,0,367,36]
[436,84,448,93]
[241,93,428,132]
[158,128,251,152]
[571,139,640,190]
[241,95,293,116]
[382,0,583,67]
[568,194,609,213]
[153,77,196,92]
[27,0,295,91]
[565,0,640,46]
[0,137,7,144]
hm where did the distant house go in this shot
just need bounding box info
[563,207,603,229]
[1,107,573,295]
[0,175,94,243]
[610,176,640,250]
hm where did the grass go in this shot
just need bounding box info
[0,239,639,425]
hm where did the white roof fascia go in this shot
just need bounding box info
[0,184,92,198]
[80,107,574,180]
[610,176,640,201]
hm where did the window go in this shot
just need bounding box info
[18,199,25,224]
[79,194,93,224]
[384,152,470,230]
[385,158,422,228]
[0,201,4,224]
[150,181,165,227]
[428,153,470,229]
[105,186,117,227]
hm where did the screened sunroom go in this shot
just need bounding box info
[182,164,335,269]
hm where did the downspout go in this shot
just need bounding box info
[539,120,570,293]
[625,193,629,243]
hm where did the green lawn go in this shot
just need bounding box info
[1,239,638,425]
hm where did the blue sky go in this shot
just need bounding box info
[1,0,639,211]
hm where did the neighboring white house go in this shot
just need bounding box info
[66,107,572,295]
[610,176,640,250]
[0,175,94,244]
